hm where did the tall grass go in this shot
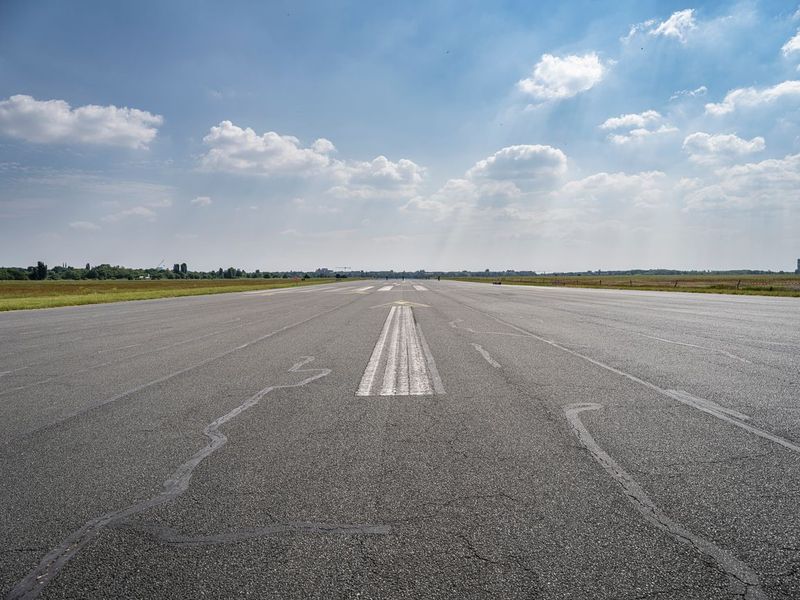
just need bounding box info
[0,278,341,311]
[453,275,800,297]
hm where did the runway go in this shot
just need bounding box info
[1,279,799,599]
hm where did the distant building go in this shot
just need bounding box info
[796,258,800,274]
[315,267,332,276]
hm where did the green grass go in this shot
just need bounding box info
[0,278,343,311]
[452,274,800,297]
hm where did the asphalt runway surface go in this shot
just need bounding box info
[1,279,799,599]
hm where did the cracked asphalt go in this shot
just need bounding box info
[1,279,799,599]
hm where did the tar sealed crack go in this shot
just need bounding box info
[565,402,767,600]
[6,357,339,600]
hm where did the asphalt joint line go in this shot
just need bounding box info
[565,402,767,600]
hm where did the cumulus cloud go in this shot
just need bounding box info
[705,80,800,115]
[0,94,162,149]
[517,53,607,101]
[466,145,567,188]
[330,156,425,199]
[68,221,100,231]
[600,110,662,130]
[684,153,800,210]
[191,196,212,206]
[651,9,697,41]
[402,178,477,221]
[600,111,677,144]
[403,145,567,219]
[557,171,669,208]
[200,120,334,175]
[199,121,424,199]
[609,125,679,145]
[682,132,765,164]
[626,9,697,43]
[783,31,800,56]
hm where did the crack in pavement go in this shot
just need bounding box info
[565,403,766,600]
[6,356,337,600]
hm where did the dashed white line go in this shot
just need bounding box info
[355,286,374,292]
[378,285,393,291]
[413,285,428,291]
[471,343,501,368]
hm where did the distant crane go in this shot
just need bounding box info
[335,266,351,272]
[155,259,165,270]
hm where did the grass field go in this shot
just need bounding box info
[0,278,341,311]
[453,274,800,297]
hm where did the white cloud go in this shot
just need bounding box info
[684,153,800,210]
[200,120,334,176]
[600,110,662,130]
[783,31,800,56]
[599,110,676,144]
[517,53,607,101]
[404,145,568,219]
[329,156,425,199]
[682,132,765,164]
[466,144,567,188]
[670,85,708,101]
[0,94,162,148]
[609,125,679,145]
[625,9,697,43]
[557,171,669,208]
[650,9,697,42]
[199,120,424,199]
[191,196,212,206]
[705,80,800,115]
[402,178,477,221]
[68,221,100,231]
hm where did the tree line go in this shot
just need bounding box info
[0,262,341,281]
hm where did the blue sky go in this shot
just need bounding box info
[1,0,799,271]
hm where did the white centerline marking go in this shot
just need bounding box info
[380,308,403,395]
[357,305,442,396]
[378,285,393,291]
[413,285,428,291]
[471,343,501,368]
[356,306,397,396]
[355,286,374,292]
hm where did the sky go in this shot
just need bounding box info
[1,0,800,272]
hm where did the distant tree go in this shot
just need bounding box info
[85,262,91,271]
[180,262,187,275]
[34,261,48,280]
[217,267,223,278]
